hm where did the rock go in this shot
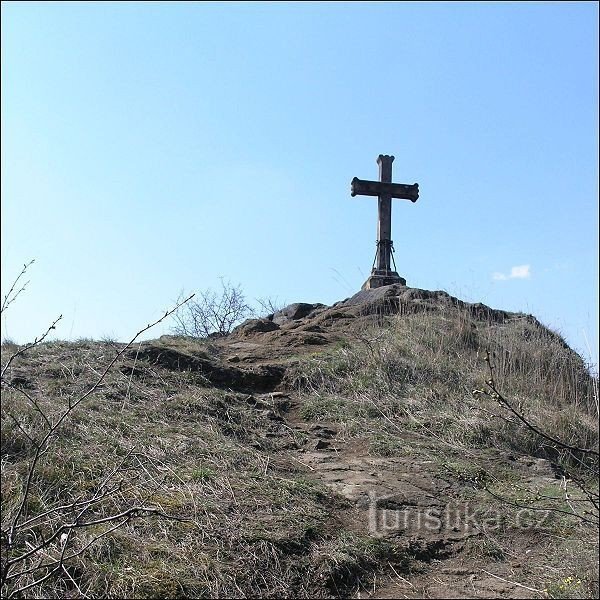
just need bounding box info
[7,370,33,389]
[260,409,283,421]
[336,284,514,324]
[233,318,280,335]
[301,324,326,333]
[264,391,289,398]
[282,332,329,346]
[314,439,330,450]
[132,345,286,392]
[309,425,337,438]
[271,303,326,325]
[244,396,271,410]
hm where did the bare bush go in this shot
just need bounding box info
[254,296,286,318]
[171,279,253,337]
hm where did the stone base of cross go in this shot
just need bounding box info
[362,269,406,290]
[351,155,419,290]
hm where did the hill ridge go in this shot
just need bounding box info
[2,284,597,598]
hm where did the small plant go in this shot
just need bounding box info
[368,433,405,457]
[190,467,215,482]
[299,395,347,422]
[545,576,584,599]
[465,536,506,561]
[439,460,488,488]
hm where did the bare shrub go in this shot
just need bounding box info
[475,349,599,527]
[171,279,253,338]
[254,296,286,318]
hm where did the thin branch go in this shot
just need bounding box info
[1,260,35,314]
[4,413,36,445]
[6,517,130,585]
[6,296,194,542]
[480,570,545,595]
[3,382,52,428]
[484,485,598,526]
[1,316,63,380]
[16,480,125,531]
[483,350,599,457]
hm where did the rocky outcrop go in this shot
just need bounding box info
[233,318,280,336]
[336,284,515,323]
[270,303,327,326]
[130,345,285,392]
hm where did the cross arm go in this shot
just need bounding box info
[351,178,419,202]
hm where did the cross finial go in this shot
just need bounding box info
[377,155,394,183]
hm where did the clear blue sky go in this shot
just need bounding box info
[2,2,598,367]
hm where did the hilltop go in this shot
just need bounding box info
[2,285,598,599]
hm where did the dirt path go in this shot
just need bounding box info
[251,391,550,599]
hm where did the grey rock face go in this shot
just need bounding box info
[271,303,326,326]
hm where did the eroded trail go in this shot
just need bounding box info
[252,390,555,599]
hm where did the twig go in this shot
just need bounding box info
[1,260,34,314]
[481,350,599,457]
[1,316,63,380]
[480,569,545,595]
[388,562,413,587]
[484,485,598,526]
[1,294,195,596]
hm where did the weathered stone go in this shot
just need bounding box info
[260,409,282,421]
[132,345,285,392]
[281,332,329,347]
[271,303,326,325]
[309,424,337,438]
[233,318,280,336]
[337,285,514,324]
[314,439,331,450]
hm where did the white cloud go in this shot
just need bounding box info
[492,264,531,281]
[509,265,531,279]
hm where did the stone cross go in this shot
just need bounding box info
[351,155,419,289]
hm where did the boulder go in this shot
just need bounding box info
[271,302,326,325]
[233,318,280,336]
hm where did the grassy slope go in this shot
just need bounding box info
[1,298,598,598]
[285,308,599,597]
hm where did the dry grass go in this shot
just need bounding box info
[286,307,598,461]
[2,299,598,598]
[284,304,599,597]
[1,340,405,598]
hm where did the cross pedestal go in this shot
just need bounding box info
[351,155,419,290]
[362,269,405,290]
